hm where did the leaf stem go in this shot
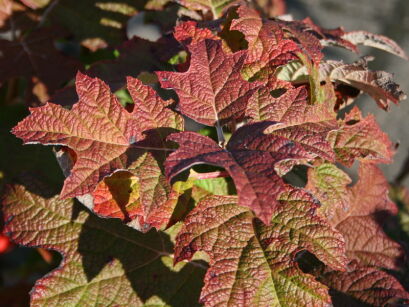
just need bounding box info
[216,120,225,147]
[131,145,175,151]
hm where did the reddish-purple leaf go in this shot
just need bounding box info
[165,122,326,224]
[247,84,337,161]
[0,27,81,104]
[157,39,262,126]
[320,261,409,306]
[175,193,347,306]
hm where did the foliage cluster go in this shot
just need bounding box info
[1,0,409,306]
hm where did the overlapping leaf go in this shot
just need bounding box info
[341,30,408,60]
[229,6,299,80]
[306,163,408,304]
[13,73,184,231]
[174,193,347,306]
[176,0,238,19]
[165,122,331,224]
[320,59,407,110]
[319,260,409,306]
[246,81,338,162]
[2,184,206,307]
[308,163,402,268]
[157,38,262,126]
[327,107,394,166]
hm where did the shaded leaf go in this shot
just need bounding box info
[157,39,262,126]
[2,184,206,307]
[0,27,81,104]
[320,261,409,306]
[49,0,143,50]
[175,193,347,306]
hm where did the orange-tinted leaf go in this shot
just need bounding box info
[230,6,299,79]
[173,20,219,45]
[13,73,182,200]
[175,193,347,306]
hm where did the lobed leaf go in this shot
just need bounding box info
[13,73,183,231]
[327,107,394,167]
[246,83,338,162]
[157,39,262,126]
[175,193,347,306]
[2,184,206,307]
[320,261,409,306]
[307,163,403,270]
[165,122,331,224]
[342,30,408,60]
[230,6,299,80]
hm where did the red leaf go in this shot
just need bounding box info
[174,20,219,45]
[157,39,262,126]
[247,84,337,161]
[230,6,299,79]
